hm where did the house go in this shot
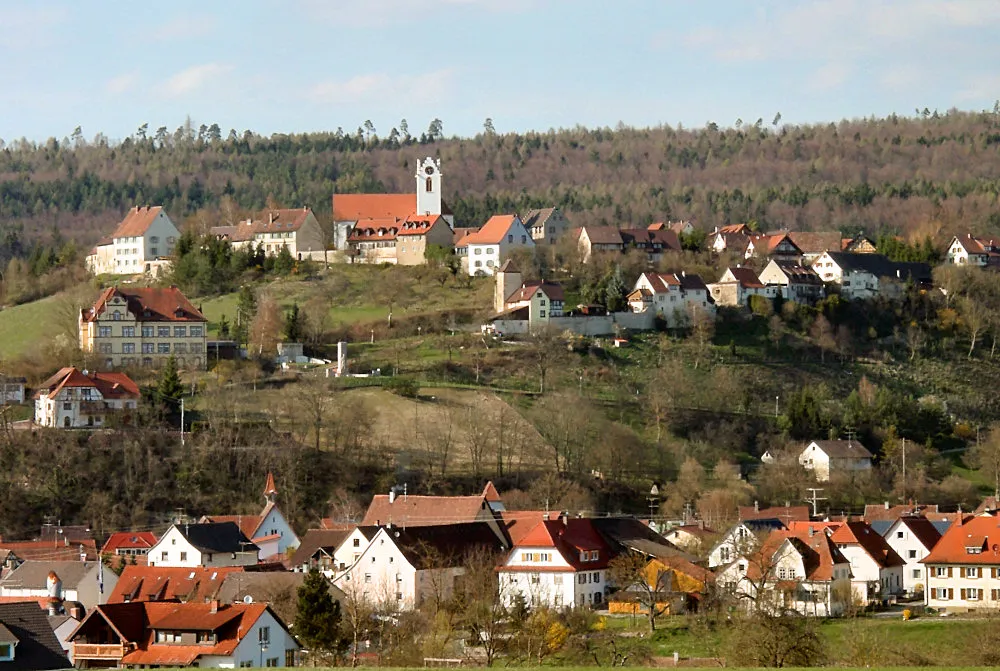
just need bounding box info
[359,482,507,543]
[608,555,714,616]
[663,524,717,554]
[497,515,612,610]
[881,516,943,596]
[707,519,786,569]
[810,251,932,300]
[829,521,905,604]
[288,529,355,574]
[85,206,180,276]
[798,440,873,482]
[843,235,877,254]
[461,215,534,276]
[49,609,83,665]
[0,540,99,564]
[0,377,25,405]
[757,260,824,304]
[146,523,259,569]
[0,562,117,611]
[315,527,380,579]
[864,502,946,525]
[33,367,139,429]
[738,504,810,525]
[521,207,570,245]
[499,281,565,325]
[107,566,246,604]
[70,601,299,669]
[346,214,454,265]
[650,220,695,237]
[334,522,507,609]
[200,473,300,560]
[706,267,778,307]
[785,231,845,264]
[101,532,158,559]
[747,233,802,262]
[0,602,71,670]
[210,208,326,261]
[576,226,626,262]
[216,572,344,625]
[715,529,852,617]
[628,271,715,328]
[575,226,681,263]
[945,234,1000,267]
[79,286,208,370]
[707,225,752,254]
[921,515,1000,613]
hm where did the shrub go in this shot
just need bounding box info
[385,376,419,398]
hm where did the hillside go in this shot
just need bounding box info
[4,109,1000,259]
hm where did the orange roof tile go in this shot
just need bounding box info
[111,206,168,238]
[101,532,158,554]
[511,518,614,570]
[361,493,488,527]
[464,215,521,245]
[499,511,550,545]
[922,515,1000,565]
[213,208,314,242]
[81,286,206,324]
[739,505,810,524]
[36,367,140,402]
[107,566,244,604]
[333,194,416,222]
[829,521,905,568]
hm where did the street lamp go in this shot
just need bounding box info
[648,484,660,529]
[775,395,779,418]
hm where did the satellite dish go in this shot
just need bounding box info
[243,595,253,604]
[992,544,999,554]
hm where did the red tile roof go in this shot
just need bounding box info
[830,521,905,568]
[723,266,764,288]
[396,214,446,236]
[499,511,550,545]
[333,194,417,222]
[81,287,206,324]
[0,540,98,562]
[511,518,614,570]
[361,494,489,527]
[37,367,140,402]
[739,505,810,524]
[101,532,158,555]
[347,217,400,242]
[864,503,939,522]
[744,529,847,582]
[107,566,244,604]
[579,226,624,246]
[213,208,314,242]
[453,227,478,246]
[719,224,752,235]
[922,515,1000,565]
[505,281,565,304]
[111,206,167,238]
[464,215,521,245]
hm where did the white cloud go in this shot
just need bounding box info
[310,68,458,105]
[162,63,233,98]
[105,72,138,95]
[152,16,217,42]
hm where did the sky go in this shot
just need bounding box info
[1,0,999,143]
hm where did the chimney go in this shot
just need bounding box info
[754,500,759,513]
[209,599,219,614]
[560,511,569,527]
[884,501,890,510]
[389,489,396,504]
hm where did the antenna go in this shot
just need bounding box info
[804,488,828,518]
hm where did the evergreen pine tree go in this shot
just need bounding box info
[218,314,231,340]
[283,303,305,342]
[157,355,183,413]
[294,569,344,655]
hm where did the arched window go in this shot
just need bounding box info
[113,311,121,320]
[425,177,432,192]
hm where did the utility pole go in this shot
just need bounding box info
[775,395,779,418]
[805,488,828,518]
[180,398,185,447]
[901,437,906,501]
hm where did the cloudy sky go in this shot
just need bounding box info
[2,0,998,142]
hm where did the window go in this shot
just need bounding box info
[158,326,170,337]
[364,574,371,583]
[913,569,921,579]
[151,247,158,256]
[897,531,904,539]
[578,574,585,584]
[142,343,154,354]
[174,326,187,337]
[474,248,482,255]
[113,311,121,321]
[142,326,154,337]
[190,326,203,337]
[98,326,112,337]
[161,551,168,561]
[592,572,600,582]
[539,310,546,318]
[191,343,203,354]
[553,575,563,585]
[175,343,187,354]
[426,177,432,192]
[158,343,170,353]
[354,538,361,547]
[180,552,187,561]
[0,643,13,661]
[99,343,113,354]
[521,235,527,243]
[150,236,159,243]
[530,573,540,584]
[123,343,135,354]
[63,402,73,411]
[122,327,135,340]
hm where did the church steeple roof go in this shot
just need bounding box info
[263,472,278,503]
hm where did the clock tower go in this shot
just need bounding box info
[415,157,442,217]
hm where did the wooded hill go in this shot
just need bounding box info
[4,108,1000,261]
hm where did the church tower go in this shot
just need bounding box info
[263,472,278,506]
[415,157,442,216]
[494,259,522,313]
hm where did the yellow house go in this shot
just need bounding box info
[608,556,714,615]
[79,286,208,370]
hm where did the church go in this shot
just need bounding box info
[333,157,455,264]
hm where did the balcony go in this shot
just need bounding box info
[73,643,129,660]
[80,401,108,414]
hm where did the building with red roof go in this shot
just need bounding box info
[628,271,715,328]
[210,208,326,261]
[200,473,300,560]
[830,521,904,604]
[707,266,780,307]
[946,233,1000,267]
[33,367,140,429]
[85,206,180,277]
[497,514,614,610]
[460,214,535,276]
[921,514,1000,613]
[79,286,207,370]
[70,600,299,669]
[101,532,158,559]
[107,565,246,604]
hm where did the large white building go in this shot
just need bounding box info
[147,523,260,568]
[809,252,932,300]
[627,271,715,328]
[829,521,905,604]
[459,214,535,276]
[86,206,180,276]
[34,367,140,429]
[798,440,873,482]
[497,516,611,610]
[881,516,943,596]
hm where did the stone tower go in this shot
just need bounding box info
[494,259,522,313]
[415,157,442,216]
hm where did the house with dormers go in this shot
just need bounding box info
[628,271,715,328]
[210,208,326,261]
[101,532,158,559]
[829,521,905,604]
[716,528,852,616]
[107,565,246,604]
[946,234,1000,267]
[34,367,140,429]
[757,260,824,304]
[147,523,259,569]
[498,515,613,610]
[85,206,180,277]
[70,601,299,669]
[521,208,570,245]
[200,473,300,560]
[79,287,208,370]
[747,233,802,263]
[921,514,1000,612]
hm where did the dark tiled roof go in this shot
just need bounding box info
[176,523,257,555]
[289,529,353,567]
[0,602,71,670]
[808,439,873,459]
[385,522,508,569]
[821,252,932,282]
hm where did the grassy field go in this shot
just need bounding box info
[0,296,61,360]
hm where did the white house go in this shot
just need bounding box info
[798,440,873,482]
[147,522,259,568]
[881,516,943,596]
[829,521,905,605]
[498,516,612,610]
[706,267,778,307]
[0,561,117,611]
[86,206,180,276]
[332,522,506,610]
[627,271,715,328]
[810,251,932,300]
[922,515,1000,613]
[521,207,571,245]
[757,260,825,304]
[461,215,535,276]
[707,519,786,569]
[715,529,852,617]
[71,601,299,668]
[201,473,300,559]
[34,367,140,429]
[946,234,1000,267]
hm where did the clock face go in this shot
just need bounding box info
[424,166,435,175]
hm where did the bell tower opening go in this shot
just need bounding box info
[415,157,442,216]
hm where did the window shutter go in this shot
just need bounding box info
[948,567,953,578]
[961,588,967,600]
[960,567,966,578]
[979,589,984,600]
[950,588,954,599]
[931,588,937,599]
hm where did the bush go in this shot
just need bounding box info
[385,376,419,398]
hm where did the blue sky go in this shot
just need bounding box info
[2,0,999,142]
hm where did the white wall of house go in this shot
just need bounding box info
[884,519,933,595]
[147,526,259,568]
[498,547,605,609]
[467,219,535,276]
[708,524,761,569]
[110,212,179,274]
[0,566,117,609]
[835,545,902,604]
[946,237,987,266]
[924,564,1000,612]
